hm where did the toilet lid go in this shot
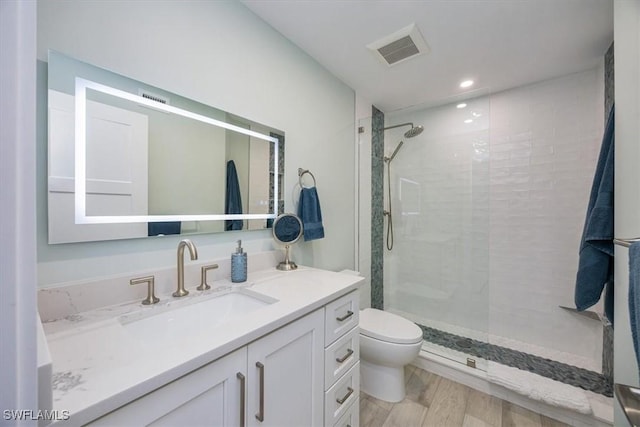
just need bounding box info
[359,308,423,344]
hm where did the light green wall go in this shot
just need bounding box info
[36,0,356,286]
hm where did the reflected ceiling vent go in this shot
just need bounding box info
[138,89,170,113]
[367,23,430,67]
[138,89,169,105]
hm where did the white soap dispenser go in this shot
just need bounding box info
[231,240,247,283]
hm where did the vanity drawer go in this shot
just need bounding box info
[325,326,359,390]
[324,361,360,426]
[325,291,359,345]
[333,397,359,427]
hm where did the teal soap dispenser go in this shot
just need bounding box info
[231,240,247,283]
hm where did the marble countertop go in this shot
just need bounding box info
[42,266,362,426]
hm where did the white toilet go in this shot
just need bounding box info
[359,308,423,402]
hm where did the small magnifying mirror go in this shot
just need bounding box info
[272,213,303,271]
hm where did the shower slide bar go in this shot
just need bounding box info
[614,237,640,248]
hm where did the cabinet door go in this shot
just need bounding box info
[88,348,246,427]
[247,309,324,427]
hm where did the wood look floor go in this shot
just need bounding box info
[359,365,570,427]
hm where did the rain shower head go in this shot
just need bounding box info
[404,125,423,138]
[383,122,424,139]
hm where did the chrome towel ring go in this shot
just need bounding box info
[298,168,317,188]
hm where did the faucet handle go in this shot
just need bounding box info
[197,264,219,291]
[130,275,159,305]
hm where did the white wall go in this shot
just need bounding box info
[0,0,38,421]
[36,0,356,286]
[614,1,640,425]
[384,68,604,367]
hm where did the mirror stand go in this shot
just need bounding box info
[272,213,303,271]
[277,244,297,271]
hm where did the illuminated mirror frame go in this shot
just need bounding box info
[74,77,279,224]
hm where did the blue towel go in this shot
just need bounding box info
[148,221,181,236]
[225,160,243,231]
[575,105,615,322]
[298,187,324,241]
[630,242,640,370]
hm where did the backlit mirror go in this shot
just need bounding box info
[47,51,284,244]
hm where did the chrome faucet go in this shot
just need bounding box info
[174,239,198,297]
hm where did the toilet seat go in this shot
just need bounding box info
[359,308,423,344]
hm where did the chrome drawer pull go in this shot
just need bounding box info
[255,362,265,422]
[237,372,245,427]
[336,387,354,405]
[335,348,354,363]
[336,310,354,322]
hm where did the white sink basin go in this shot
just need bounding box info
[121,289,276,342]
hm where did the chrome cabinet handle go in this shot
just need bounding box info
[237,372,245,427]
[336,310,354,322]
[336,386,354,405]
[255,362,265,422]
[335,349,354,364]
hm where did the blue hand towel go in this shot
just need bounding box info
[575,105,615,322]
[298,187,324,241]
[629,242,640,370]
[225,160,243,231]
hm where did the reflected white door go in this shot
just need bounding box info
[48,90,148,243]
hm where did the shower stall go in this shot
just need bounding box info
[357,67,614,413]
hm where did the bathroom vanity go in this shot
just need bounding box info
[39,265,361,426]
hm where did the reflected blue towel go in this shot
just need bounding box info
[630,242,640,370]
[225,160,243,231]
[575,106,615,322]
[148,221,181,236]
[298,187,324,241]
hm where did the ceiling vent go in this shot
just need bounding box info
[367,23,430,67]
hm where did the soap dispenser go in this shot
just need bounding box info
[231,240,247,283]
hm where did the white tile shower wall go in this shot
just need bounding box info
[488,69,603,365]
[385,68,604,367]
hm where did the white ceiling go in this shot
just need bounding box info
[242,0,613,113]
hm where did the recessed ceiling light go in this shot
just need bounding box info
[456,103,467,109]
[464,119,473,124]
[460,80,474,88]
[472,111,482,117]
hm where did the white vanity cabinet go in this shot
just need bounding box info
[88,348,247,426]
[89,309,324,427]
[246,308,324,426]
[323,291,360,427]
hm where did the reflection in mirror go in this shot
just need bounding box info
[272,213,303,271]
[47,51,284,244]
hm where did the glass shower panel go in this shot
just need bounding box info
[382,98,490,370]
[357,115,374,311]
